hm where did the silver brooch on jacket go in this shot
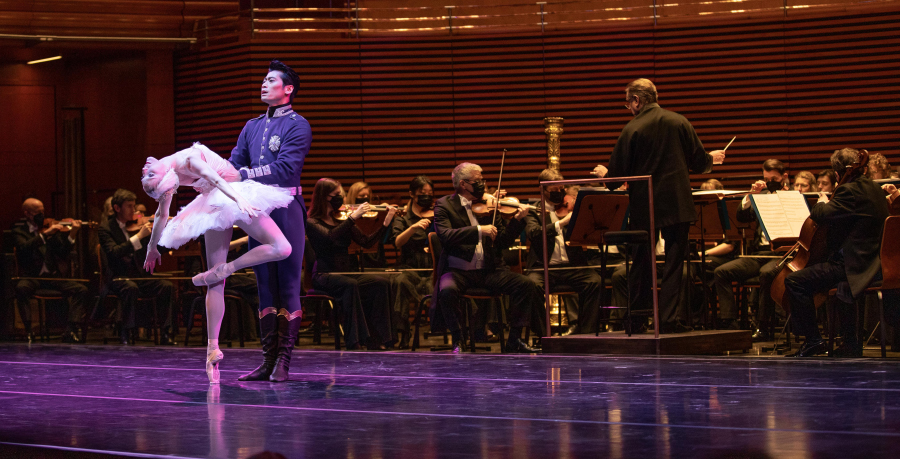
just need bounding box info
[268,135,281,152]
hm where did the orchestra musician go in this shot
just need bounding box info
[433,162,541,353]
[306,178,396,350]
[712,159,789,339]
[592,78,726,334]
[345,181,387,269]
[97,188,174,345]
[867,153,893,180]
[816,169,837,194]
[786,148,890,357]
[524,169,602,336]
[13,197,90,343]
[389,175,435,347]
[793,171,818,193]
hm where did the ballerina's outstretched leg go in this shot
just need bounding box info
[192,214,291,286]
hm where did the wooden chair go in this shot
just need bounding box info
[412,232,504,353]
[299,242,342,350]
[826,216,900,358]
[11,247,90,342]
[92,244,159,345]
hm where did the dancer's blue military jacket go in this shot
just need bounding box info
[228,102,311,314]
[229,103,311,190]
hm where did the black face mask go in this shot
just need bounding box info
[356,197,370,204]
[546,190,566,204]
[32,212,44,227]
[416,195,434,208]
[765,180,783,193]
[468,180,486,199]
[329,195,344,210]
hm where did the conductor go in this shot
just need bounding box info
[594,78,726,333]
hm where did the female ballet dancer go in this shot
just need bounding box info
[140,142,294,383]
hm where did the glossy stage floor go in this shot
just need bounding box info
[1,344,899,458]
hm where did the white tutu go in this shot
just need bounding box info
[158,180,293,249]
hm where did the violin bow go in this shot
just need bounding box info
[493,149,508,223]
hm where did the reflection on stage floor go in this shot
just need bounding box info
[0,344,898,458]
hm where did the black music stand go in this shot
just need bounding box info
[565,189,629,246]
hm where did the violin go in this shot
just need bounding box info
[471,195,536,219]
[43,218,99,232]
[556,194,575,218]
[334,203,402,234]
[769,149,870,314]
[125,212,155,233]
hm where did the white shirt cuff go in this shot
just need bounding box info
[129,234,143,250]
[68,235,76,244]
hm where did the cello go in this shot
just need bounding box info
[769,150,870,314]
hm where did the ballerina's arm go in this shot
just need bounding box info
[143,192,172,273]
[185,149,260,218]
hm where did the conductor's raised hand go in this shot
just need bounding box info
[710,150,726,165]
[592,165,608,178]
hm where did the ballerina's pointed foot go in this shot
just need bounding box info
[206,347,224,384]
[193,262,234,287]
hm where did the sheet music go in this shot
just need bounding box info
[750,191,810,240]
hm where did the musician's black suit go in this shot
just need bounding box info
[524,208,601,334]
[433,194,541,335]
[786,176,889,342]
[97,215,173,331]
[13,224,88,330]
[607,103,714,328]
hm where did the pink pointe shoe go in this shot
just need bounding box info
[192,262,234,287]
[206,346,224,384]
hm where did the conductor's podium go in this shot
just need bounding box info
[542,329,752,355]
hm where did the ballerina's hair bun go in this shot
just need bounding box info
[141,157,180,201]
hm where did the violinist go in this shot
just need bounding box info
[867,153,892,180]
[346,181,387,269]
[525,169,602,336]
[433,162,541,353]
[785,148,889,357]
[713,159,789,340]
[98,188,174,345]
[389,175,435,347]
[306,178,396,350]
[13,197,90,343]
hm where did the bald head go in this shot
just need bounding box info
[22,198,44,216]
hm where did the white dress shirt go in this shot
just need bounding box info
[116,218,143,251]
[544,204,570,266]
[447,195,485,270]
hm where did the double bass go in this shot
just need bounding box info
[769,150,870,314]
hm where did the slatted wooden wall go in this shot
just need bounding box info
[175,5,900,203]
